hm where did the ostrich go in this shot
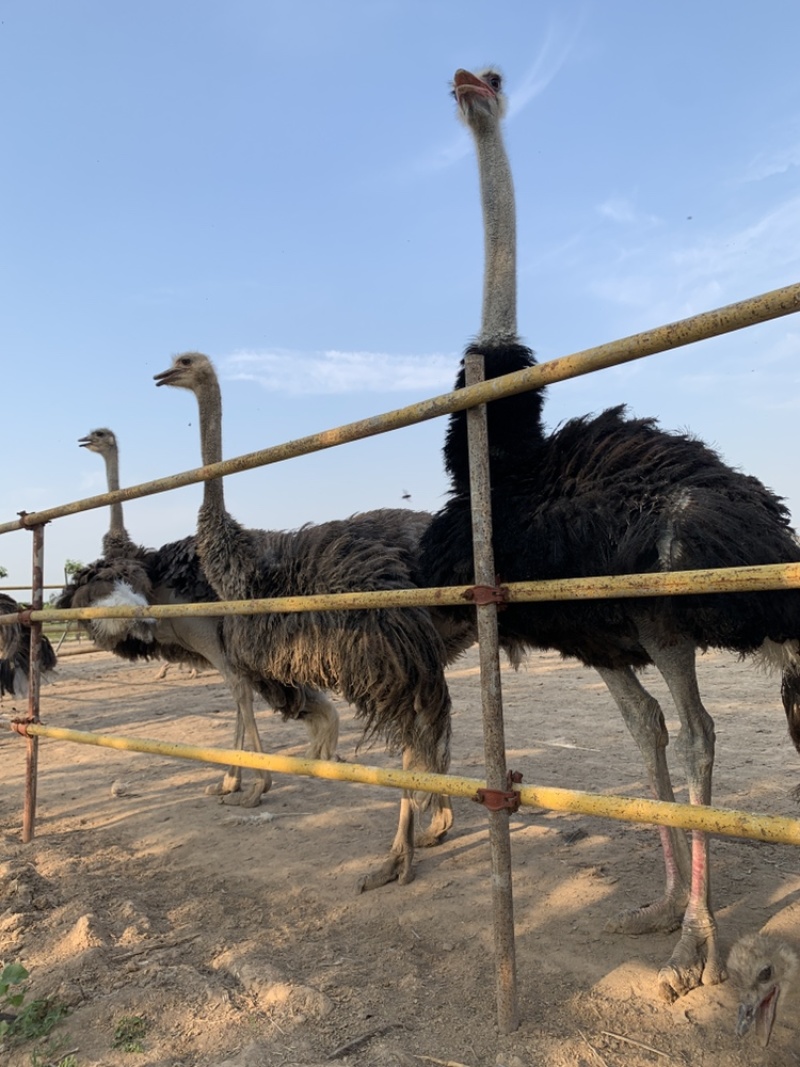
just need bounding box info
[418,66,800,1000]
[154,352,454,889]
[0,592,23,662]
[60,427,341,807]
[728,933,797,1046]
[0,593,57,699]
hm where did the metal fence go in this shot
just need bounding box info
[4,280,800,1032]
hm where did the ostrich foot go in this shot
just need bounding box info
[358,794,415,891]
[205,771,241,798]
[220,773,273,808]
[415,797,453,848]
[606,890,688,936]
[357,850,414,893]
[656,920,725,1002]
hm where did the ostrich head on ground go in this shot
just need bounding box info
[728,932,798,1046]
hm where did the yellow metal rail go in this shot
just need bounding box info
[1,281,799,537]
[10,721,800,847]
[3,560,799,631]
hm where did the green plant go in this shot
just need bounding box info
[62,560,84,583]
[12,998,69,1042]
[0,962,68,1046]
[30,1044,78,1067]
[111,1015,148,1053]
[0,961,29,1038]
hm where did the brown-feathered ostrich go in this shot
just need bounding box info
[155,352,453,889]
[419,66,800,1001]
[0,592,57,699]
[728,933,798,1046]
[60,427,341,807]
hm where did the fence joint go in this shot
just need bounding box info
[463,583,509,606]
[474,770,524,812]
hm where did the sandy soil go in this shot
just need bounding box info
[1,643,799,1067]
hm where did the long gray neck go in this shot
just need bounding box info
[473,118,517,346]
[194,372,261,602]
[197,377,225,515]
[102,447,134,557]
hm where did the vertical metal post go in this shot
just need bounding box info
[464,352,519,1034]
[21,523,45,843]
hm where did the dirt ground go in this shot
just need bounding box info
[1,642,799,1067]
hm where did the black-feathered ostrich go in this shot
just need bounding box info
[419,66,800,1001]
[155,352,454,889]
[0,593,57,699]
[59,427,341,807]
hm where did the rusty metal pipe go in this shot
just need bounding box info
[9,721,800,847]
[465,352,519,1034]
[2,282,799,537]
[21,524,45,843]
[8,560,800,630]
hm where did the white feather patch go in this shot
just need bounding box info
[91,582,157,640]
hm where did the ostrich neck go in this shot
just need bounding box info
[102,449,133,557]
[195,376,247,600]
[474,120,517,346]
[198,379,226,513]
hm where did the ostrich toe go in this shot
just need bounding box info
[220,773,272,807]
[205,770,242,797]
[606,890,688,936]
[656,922,725,1002]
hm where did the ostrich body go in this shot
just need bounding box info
[420,67,800,1000]
[0,592,23,662]
[60,428,341,806]
[728,933,798,1046]
[0,593,57,699]
[155,352,453,888]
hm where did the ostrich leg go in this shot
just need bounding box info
[596,665,692,934]
[638,629,726,1001]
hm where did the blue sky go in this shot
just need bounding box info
[2,1,800,588]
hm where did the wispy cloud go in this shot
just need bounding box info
[597,196,661,228]
[588,194,800,322]
[740,127,800,184]
[505,18,585,122]
[224,349,457,396]
[670,195,800,289]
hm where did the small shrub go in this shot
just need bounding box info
[111,1015,148,1053]
[0,962,68,1046]
[12,998,69,1042]
[31,1045,78,1067]
[0,962,29,1039]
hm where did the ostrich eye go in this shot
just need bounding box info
[179,357,192,367]
[488,73,501,90]
[757,964,773,983]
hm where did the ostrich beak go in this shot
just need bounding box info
[452,68,496,111]
[153,367,180,387]
[736,985,781,1047]
[78,436,91,447]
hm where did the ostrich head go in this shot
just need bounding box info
[79,427,118,456]
[452,67,508,132]
[728,933,798,1046]
[154,351,216,394]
